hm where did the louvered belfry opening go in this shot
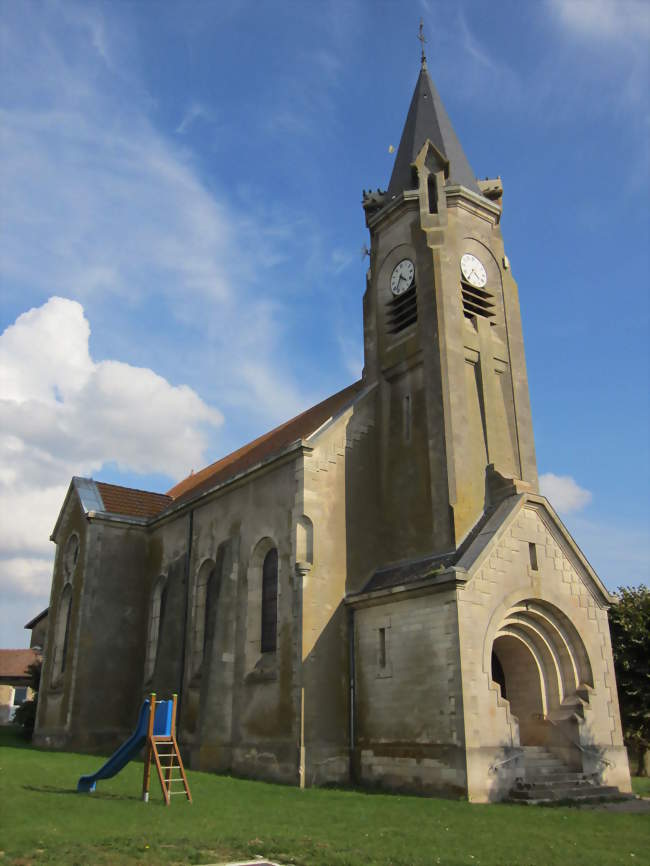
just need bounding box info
[461,280,496,321]
[387,285,417,334]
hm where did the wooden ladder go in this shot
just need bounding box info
[150,735,192,805]
[142,693,192,806]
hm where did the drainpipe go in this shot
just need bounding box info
[177,508,194,730]
[294,561,310,788]
[348,605,357,784]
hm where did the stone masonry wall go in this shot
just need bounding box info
[354,588,466,796]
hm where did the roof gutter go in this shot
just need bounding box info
[150,439,314,526]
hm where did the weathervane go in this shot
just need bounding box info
[418,19,427,68]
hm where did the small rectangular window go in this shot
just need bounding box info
[529,542,538,571]
[13,687,28,706]
[403,394,411,443]
[378,627,386,668]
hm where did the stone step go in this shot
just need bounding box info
[517,773,590,787]
[525,764,572,775]
[510,785,625,803]
[523,754,565,760]
[523,756,566,764]
[521,747,563,758]
[523,776,592,789]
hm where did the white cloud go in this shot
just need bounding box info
[0,2,351,646]
[539,472,593,513]
[546,0,650,112]
[0,297,223,633]
[549,0,650,42]
[0,298,222,479]
[1,558,54,602]
[0,108,238,304]
[175,102,214,135]
[0,1,320,429]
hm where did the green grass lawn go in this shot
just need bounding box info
[631,775,650,798]
[1,728,648,866]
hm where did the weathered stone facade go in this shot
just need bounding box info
[34,60,631,802]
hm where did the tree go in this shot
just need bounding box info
[609,585,650,776]
[13,659,41,740]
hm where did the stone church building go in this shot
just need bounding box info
[34,58,631,802]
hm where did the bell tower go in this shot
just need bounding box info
[361,50,538,558]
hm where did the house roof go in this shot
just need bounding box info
[0,649,40,680]
[167,380,364,505]
[95,482,173,519]
[24,608,48,630]
[387,62,480,199]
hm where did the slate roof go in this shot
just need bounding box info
[361,552,457,594]
[95,482,173,519]
[0,649,40,681]
[357,505,498,595]
[24,608,48,630]
[167,380,364,505]
[387,62,480,199]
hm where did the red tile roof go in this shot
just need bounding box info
[167,381,363,505]
[0,649,40,679]
[96,482,173,519]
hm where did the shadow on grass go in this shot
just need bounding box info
[23,784,146,803]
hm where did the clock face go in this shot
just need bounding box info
[460,253,487,288]
[390,259,415,296]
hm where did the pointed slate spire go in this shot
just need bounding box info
[387,62,480,199]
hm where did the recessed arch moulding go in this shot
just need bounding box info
[489,598,593,749]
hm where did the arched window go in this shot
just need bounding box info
[62,533,80,579]
[51,584,72,685]
[191,550,223,677]
[260,547,278,653]
[203,563,220,658]
[144,578,166,682]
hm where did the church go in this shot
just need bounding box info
[34,52,632,803]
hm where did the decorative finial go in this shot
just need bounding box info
[418,19,427,68]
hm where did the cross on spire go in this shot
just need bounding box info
[417,19,427,68]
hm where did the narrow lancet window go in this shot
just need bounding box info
[52,584,72,685]
[145,578,165,682]
[261,548,278,653]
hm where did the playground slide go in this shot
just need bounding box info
[77,698,172,793]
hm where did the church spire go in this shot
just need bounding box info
[386,47,480,199]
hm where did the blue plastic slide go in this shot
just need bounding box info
[77,698,172,793]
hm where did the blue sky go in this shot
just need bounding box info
[1,0,648,647]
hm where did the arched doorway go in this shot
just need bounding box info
[490,599,593,748]
[492,635,545,744]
